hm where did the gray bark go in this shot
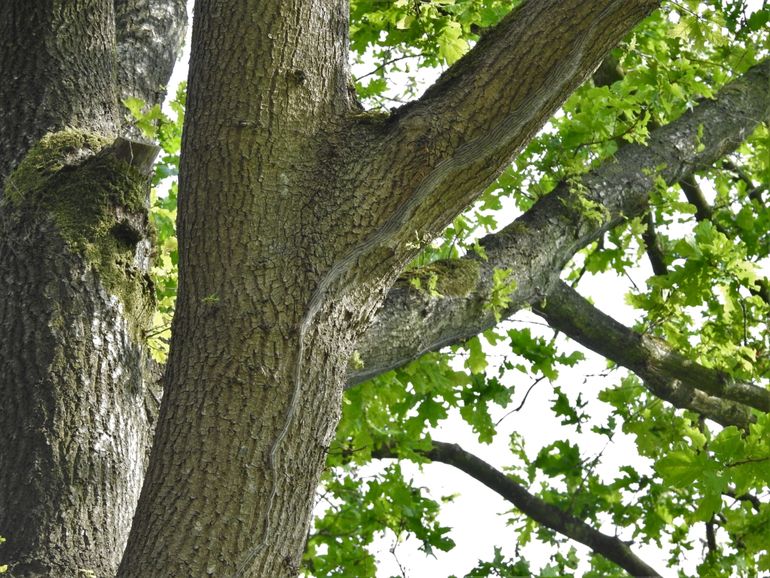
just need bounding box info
[115,0,188,108]
[0,1,182,574]
[0,142,158,576]
[0,0,119,185]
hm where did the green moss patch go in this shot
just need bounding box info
[399,259,480,298]
[4,129,155,332]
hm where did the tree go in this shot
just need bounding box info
[0,0,768,577]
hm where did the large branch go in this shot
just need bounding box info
[115,0,188,108]
[374,440,663,577]
[350,0,659,265]
[350,58,770,386]
[535,281,764,425]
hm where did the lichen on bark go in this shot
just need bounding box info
[397,258,481,298]
[3,128,155,333]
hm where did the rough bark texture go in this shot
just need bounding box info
[0,0,119,185]
[116,0,188,107]
[118,1,363,576]
[0,137,158,576]
[341,0,661,287]
[0,1,182,574]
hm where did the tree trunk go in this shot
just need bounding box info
[117,1,369,576]
[0,136,158,576]
[0,1,183,575]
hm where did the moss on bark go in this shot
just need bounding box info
[398,258,481,297]
[4,129,155,333]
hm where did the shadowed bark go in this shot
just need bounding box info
[115,0,188,108]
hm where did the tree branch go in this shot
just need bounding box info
[374,440,663,577]
[350,0,660,265]
[679,174,713,221]
[722,158,764,202]
[641,213,669,276]
[350,58,770,386]
[534,281,763,425]
[115,0,188,108]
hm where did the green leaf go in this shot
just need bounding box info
[437,21,468,64]
[465,336,487,375]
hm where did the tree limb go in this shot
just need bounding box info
[115,0,188,108]
[722,158,765,202]
[641,213,669,277]
[350,0,660,264]
[349,58,770,387]
[679,173,713,221]
[534,281,763,424]
[374,440,663,577]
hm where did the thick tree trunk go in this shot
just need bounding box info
[0,1,182,575]
[0,137,158,576]
[0,1,119,184]
[117,1,367,576]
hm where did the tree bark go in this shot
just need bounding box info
[0,137,159,576]
[117,1,363,576]
[0,0,119,185]
[115,0,189,107]
[534,281,760,427]
[0,1,181,574]
[350,59,770,387]
[3,0,717,575]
